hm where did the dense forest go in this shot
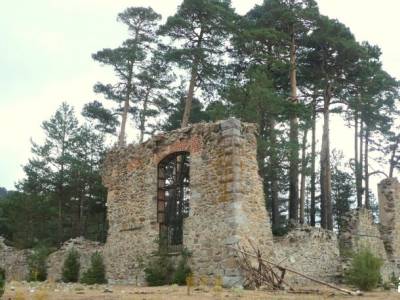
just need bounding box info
[0,0,399,249]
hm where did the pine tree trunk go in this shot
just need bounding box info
[288,29,299,225]
[320,83,332,230]
[359,120,364,206]
[269,118,280,228]
[310,94,317,227]
[118,65,133,147]
[354,112,362,208]
[299,128,308,224]
[364,128,369,209]
[181,29,203,128]
[389,135,399,178]
[139,89,150,143]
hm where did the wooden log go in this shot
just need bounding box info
[229,246,359,296]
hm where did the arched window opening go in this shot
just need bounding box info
[157,152,190,252]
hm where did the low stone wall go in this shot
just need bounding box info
[273,226,341,285]
[0,237,29,281]
[47,237,104,282]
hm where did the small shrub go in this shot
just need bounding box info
[345,248,383,291]
[391,271,400,287]
[80,252,107,285]
[28,246,50,281]
[0,267,5,297]
[62,248,80,282]
[144,246,174,286]
[173,249,192,285]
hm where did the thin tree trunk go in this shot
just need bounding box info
[269,118,280,228]
[354,112,362,208]
[139,89,150,143]
[181,29,203,128]
[320,83,332,230]
[389,134,400,178]
[310,93,317,227]
[364,128,370,209]
[359,120,364,206]
[288,28,299,225]
[299,128,308,224]
[58,126,67,244]
[118,65,133,147]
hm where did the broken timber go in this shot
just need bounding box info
[229,245,359,296]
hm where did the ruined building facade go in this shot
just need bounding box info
[1,119,399,285]
[101,119,273,286]
[101,118,400,285]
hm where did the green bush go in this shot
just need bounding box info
[27,246,50,281]
[144,241,193,286]
[62,248,80,282]
[80,252,107,285]
[172,249,192,285]
[345,248,383,291]
[0,267,5,297]
[144,245,175,286]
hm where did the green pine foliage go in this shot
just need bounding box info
[27,246,50,282]
[80,252,107,285]
[144,244,175,286]
[144,241,193,286]
[172,249,192,285]
[0,267,5,297]
[345,248,383,291]
[62,248,80,283]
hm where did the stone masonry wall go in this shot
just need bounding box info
[102,119,273,286]
[0,237,29,281]
[47,237,104,282]
[339,209,393,281]
[378,178,400,276]
[274,226,341,285]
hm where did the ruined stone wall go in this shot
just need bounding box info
[0,237,29,281]
[274,226,341,284]
[102,119,272,286]
[378,178,400,276]
[339,209,393,280]
[47,237,104,282]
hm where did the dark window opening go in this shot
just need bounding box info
[157,152,190,252]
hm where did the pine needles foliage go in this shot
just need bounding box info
[345,248,383,291]
[62,247,80,282]
[80,252,107,285]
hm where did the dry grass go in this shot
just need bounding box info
[3,282,400,300]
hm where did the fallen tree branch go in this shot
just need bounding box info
[228,245,359,296]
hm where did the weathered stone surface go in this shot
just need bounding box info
[47,237,104,282]
[274,226,341,285]
[339,208,393,281]
[102,119,272,286]
[378,178,400,278]
[0,237,29,281]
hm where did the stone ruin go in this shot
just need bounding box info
[101,118,273,286]
[100,118,400,285]
[1,118,400,287]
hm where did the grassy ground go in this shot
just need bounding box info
[3,282,400,300]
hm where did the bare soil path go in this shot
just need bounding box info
[3,282,400,300]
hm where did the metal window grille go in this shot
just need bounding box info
[157,152,190,252]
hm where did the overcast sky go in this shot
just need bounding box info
[1,0,399,190]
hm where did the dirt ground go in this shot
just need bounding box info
[3,282,400,300]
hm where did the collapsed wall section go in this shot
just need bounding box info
[47,237,104,282]
[274,226,341,285]
[0,237,29,281]
[339,209,393,280]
